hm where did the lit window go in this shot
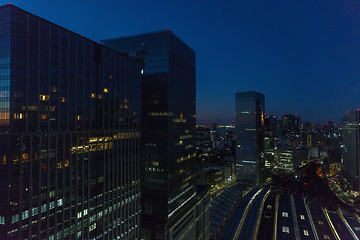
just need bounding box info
[300,214,305,220]
[282,212,288,217]
[91,93,96,99]
[77,115,81,120]
[60,97,66,103]
[39,95,49,101]
[41,204,46,213]
[32,207,38,216]
[89,223,96,231]
[11,214,19,224]
[57,162,63,169]
[304,230,309,236]
[104,88,108,93]
[282,226,289,233]
[13,113,23,119]
[0,216,4,225]
[40,114,47,120]
[22,210,29,220]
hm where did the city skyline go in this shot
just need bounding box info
[2,3,360,240]
[5,0,360,123]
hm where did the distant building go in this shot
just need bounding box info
[280,114,301,136]
[235,91,265,184]
[196,127,212,159]
[342,110,360,191]
[264,114,279,138]
[0,5,142,239]
[301,122,315,134]
[293,148,309,167]
[275,147,294,171]
[264,115,277,179]
[102,31,200,239]
[302,132,318,148]
[206,169,223,187]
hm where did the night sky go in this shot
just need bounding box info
[5,0,360,123]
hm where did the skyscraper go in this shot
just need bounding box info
[235,91,265,184]
[0,5,142,239]
[102,31,201,239]
[342,110,360,191]
[263,115,277,180]
[280,114,301,136]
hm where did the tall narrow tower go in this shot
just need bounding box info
[235,91,265,184]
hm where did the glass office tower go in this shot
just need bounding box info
[0,5,141,240]
[235,91,265,184]
[342,110,360,191]
[102,30,198,239]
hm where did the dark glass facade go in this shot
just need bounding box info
[0,5,141,240]
[342,110,360,191]
[102,30,197,239]
[280,114,301,136]
[235,91,265,184]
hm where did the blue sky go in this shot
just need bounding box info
[5,0,360,123]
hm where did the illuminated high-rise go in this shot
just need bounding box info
[0,4,142,239]
[235,91,265,184]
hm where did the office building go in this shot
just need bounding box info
[274,147,294,171]
[280,114,301,136]
[102,31,201,239]
[263,115,277,180]
[342,110,360,191]
[0,5,142,239]
[235,91,265,184]
[301,122,315,134]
